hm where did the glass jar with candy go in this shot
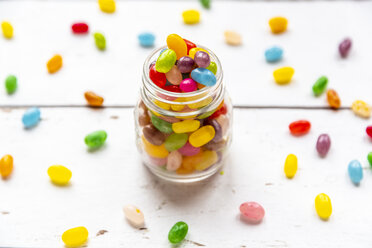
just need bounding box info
[134,34,232,183]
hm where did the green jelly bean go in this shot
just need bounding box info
[200,0,210,9]
[197,109,215,119]
[85,130,107,148]
[368,152,372,167]
[312,76,328,96]
[94,32,106,50]
[5,75,17,94]
[164,133,188,151]
[155,49,177,73]
[151,115,173,134]
[206,61,217,75]
[168,221,188,244]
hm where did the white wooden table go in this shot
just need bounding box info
[1,1,372,247]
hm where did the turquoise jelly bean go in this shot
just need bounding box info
[190,68,216,86]
[348,160,363,184]
[22,107,41,128]
[164,133,188,151]
[265,46,283,62]
[150,115,173,134]
[155,49,177,73]
[138,32,155,47]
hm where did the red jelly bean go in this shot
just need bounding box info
[209,104,227,119]
[164,85,182,93]
[71,23,89,34]
[289,120,311,135]
[149,64,166,88]
[184,39,197,55]
[366,126,372,138]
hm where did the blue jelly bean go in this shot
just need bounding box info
[190,68,216,86]
[348,160,363,184]
[265,46,283,62]
[138,32,155,47]
[22,107,41,128]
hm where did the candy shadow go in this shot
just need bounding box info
[87,144,108,153]
[238,214,263,225]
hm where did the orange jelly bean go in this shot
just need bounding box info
[289,120,311,135]
[326,89,341,109]
[47,54,63,73]
[0,154,13,178]
[84,91,104,106]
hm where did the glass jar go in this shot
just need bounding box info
[134,45,232,183]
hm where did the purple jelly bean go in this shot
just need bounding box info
[177,56,194,73]
[316,134,331,157]
[194,51,210,68]
[178,142,200,156]
[204,119,222,142]
[180,78,197,92]
[339,38,352,58]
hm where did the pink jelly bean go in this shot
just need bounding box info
[148,156,167,166]
[180,78,197,92]
[178,142,200,156]
[239,202,265,223]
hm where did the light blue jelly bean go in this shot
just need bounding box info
[138,32,155,47]
[265,46,283,62]
[22,107,41,128]
[190,68,216,86]
[348,160,363,184]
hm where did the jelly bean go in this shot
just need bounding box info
[183,39,197,54]
[273,67,294,85]
[167,34,187,59]
[47,54,63,74]
[178,141,200,156]
[172,119,200,133]
[84,130,107,148]
[149,156,167,166]
[194,51,210,68]
[164,85,182,94]
[240,202,265,223]
[1,21,13,39]
[176,166,194,174]
[138,109,151,126]
[143,124,166,146]
[351,100,371,118]
[204,140,226,151]
[315,193,332,220]
[180,78,197,92]
[154,100,171,111]
[200,0,210,9]
[191,68,216,86]
[265,46,283,62]
[284,154,297,179]
[47,165,72,185]
[177,56,195,73]
[366,126,372,139]
[189,47,209,59]
[155,49,177,73]
[204,119,222,142]
[168,221,188,244]
[123,205,145,227]
[22,107,41,128]
[0,154,13,179]
[224,30,242,46]
[339,38,352,58]
[165,133,188,151]
[269,17,288,34]
[289,120,311,135]
[348,160,363,184]
[138,32,155,47]
[368,152,372,167]
[149,64,166,88]
[326,89,341,109]
[98,0,116,13]
[142,135,169,158]
[151,115,173,133]
[206,61,217,75]
[94,32,106,50]
[71,23,89,34]
[316,134,331,157]
[216,114,229,136]
[312,76,328,96]
[5,75,17,94]
[62,226,88,247]
[182,9,200,25]
[189,125,215,147]
[167,150,182,171]
[165,66,182,85]
[209,104,227,119]
[84,91,104,106]
[182,150,218,171]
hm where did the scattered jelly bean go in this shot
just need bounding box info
[191,68,216,86]
[167,150,182,171]
[206,61,217,75]
[172,119,200,133]
[142,135,169,158]
[194,51,210,68]
[149,64,166,88]
[182,9,200,25]
[183,39,197,54]
[167,34,187,59]
[284,154,297,179]
[315,193,332,220]
[209,104,227,119]
[224,30,242,46]
[366,126,372,139]
[0,154,13,179]
[273,67,294,85]
[5,75,17,94]
[143,124,165,146]
[367,152,372,167]
[352,100,371,118]
[47,54,63,74]
[94,32,106,50]
[189,47,209,59]
[177,56,195,73]
[168,221,188,244]
[71,23,89,34]
[316,134,331,157]
[265,46,283,62]
[183,150,218,171]
[204,119,222,142]
[84,130,107,149]
[165,133,188,151]
[339,38,352,58]
[189,125,215,147]
[348,160,363,184]
[1,21,13,39]
[47,165,72,185]
[178,141,200,156]
[123,205,145,227]
[180,78,197,92]
[138,32,155,47]
[200,0,210,9]
[155,49,177,73]
[151,115,173,133]
[62,226,89,247]
[289,120,311,135]
[84,91,104,106]
[98,0,116,13]
[22,107,41,128]
[165,66,182,85]
[239,202,265,223]
[326,89,341,109]
[269,17,288,34]
[312,76,328,96]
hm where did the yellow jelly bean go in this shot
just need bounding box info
[167,34,188,60]
[98,0,116,13]
[1,21,13,39]
[0,154,13,179]
[182,150,218,171]
[315,193,332,220]
[269,17,288,34]
[48,165,72,185]
[172,119,200,133]
[170,98,185,111]
[273,67,294,85]
[182,9,200,25]
[189,125,215,147]
[189,47,209,59]
[62,226,89,247]
[351,100,371,118]
[284,154,297,178]
[187,96,213,109]
[47,54,63,74]
[142,135,169,158]
[154,100,171,110]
